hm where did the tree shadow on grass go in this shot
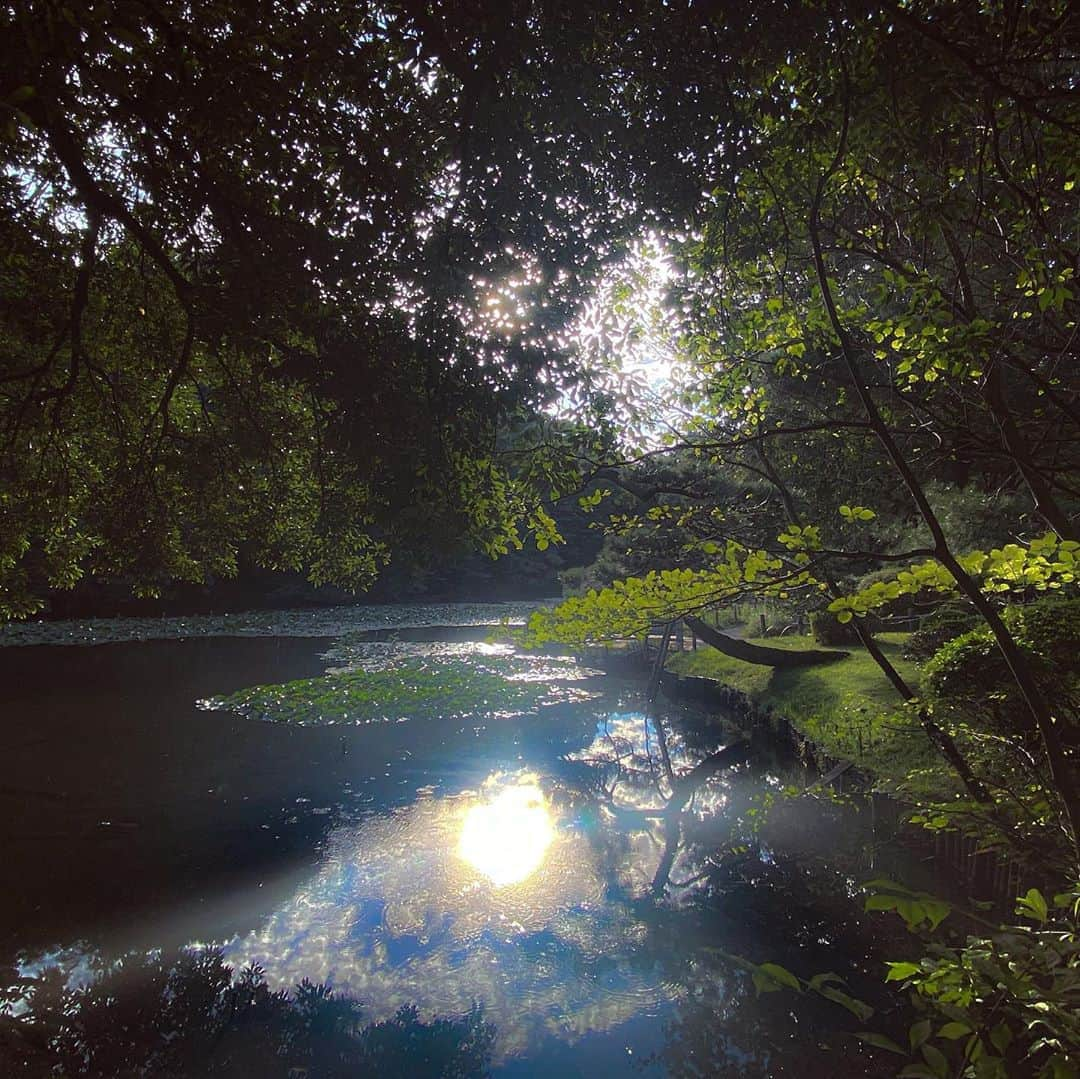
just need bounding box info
[762,668,841,719]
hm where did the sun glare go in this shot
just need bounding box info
[458,779,555,888]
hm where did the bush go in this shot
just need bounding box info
[902,601,980,660]
[925,627,1023,735]
[1003,592,1080,677]
[809,608,863,646]
[852,565,928,622]
[861,882,1080,1079]
[925,594,1080,739]
[558,565,586,597]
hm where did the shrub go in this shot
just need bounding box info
[925,594,1080,739]
[810,608,863,646]
[860,882,1080,1079]
[902,601,980,661]
[925,626,1023,735]
[558,565,586,597]
[1003,592,1080,677]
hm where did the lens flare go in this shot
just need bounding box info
[458,781,554,887]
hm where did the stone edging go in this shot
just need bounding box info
[659,671,874,789]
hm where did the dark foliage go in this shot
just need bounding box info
[902,602,982,661]
[926,594,1080,742]
[0,948,494,1078]
[809,609,863,647]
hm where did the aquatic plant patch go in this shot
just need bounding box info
[205,656,596,726]
[0,601,545,648]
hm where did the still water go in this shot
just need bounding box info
[0,605,919,1076]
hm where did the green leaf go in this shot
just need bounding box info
[756,963,802,991]
[989,1023,1012,1054]
[1046,1056,1078,1079]
[855,1032,906,1055]
[1016,888,1048,922]
[864,879,916,894]
[974,1056,1004,1079]
[939,1022,972,1040]
[866,895,899,913]
[910,1019,933,1050]
[922,901,951,930]
[819,987,874,1021]
[896,899,920,926]
[885,961,920,982]
[921,1042,948,1077]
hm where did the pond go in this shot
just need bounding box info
[0,604,927,1077]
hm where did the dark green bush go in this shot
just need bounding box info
[809,608,863,646]
[559,565,586,597]
[1003,592,1080,676]
[925,594,1080,739]
[902,601,980,660]
[925,628,1021,734]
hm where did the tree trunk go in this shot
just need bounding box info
[849,617,994,806]
[983,360,1076,541]
[808,130,1080,857]
[684,616,848,667]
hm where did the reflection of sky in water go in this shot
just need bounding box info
[10,639,743,1069]
[459,778,555,886]
[325,639,516,672]
[571,713,731,822]
[221,766,690,1060]
[324,639,607,683]
[4,627,910,1077]
[10,690,740,1067]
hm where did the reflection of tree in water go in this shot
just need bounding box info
[644,847,902,1076]
[0,948,494,1077]
[219,774,681,1058]
[654,962,892,1079]
[568,709,750,896]
[575,709,901,1077]
[1,707,905,1076]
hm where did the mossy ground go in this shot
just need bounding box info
[666,631,955,797]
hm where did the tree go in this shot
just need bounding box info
[1,0,718,615]
[530,1,1080,857]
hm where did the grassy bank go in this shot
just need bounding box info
[666,631,954,797]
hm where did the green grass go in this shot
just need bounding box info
[666,632,954,796]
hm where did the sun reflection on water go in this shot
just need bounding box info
[209,763,687,1058]
[458,779,554,887]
